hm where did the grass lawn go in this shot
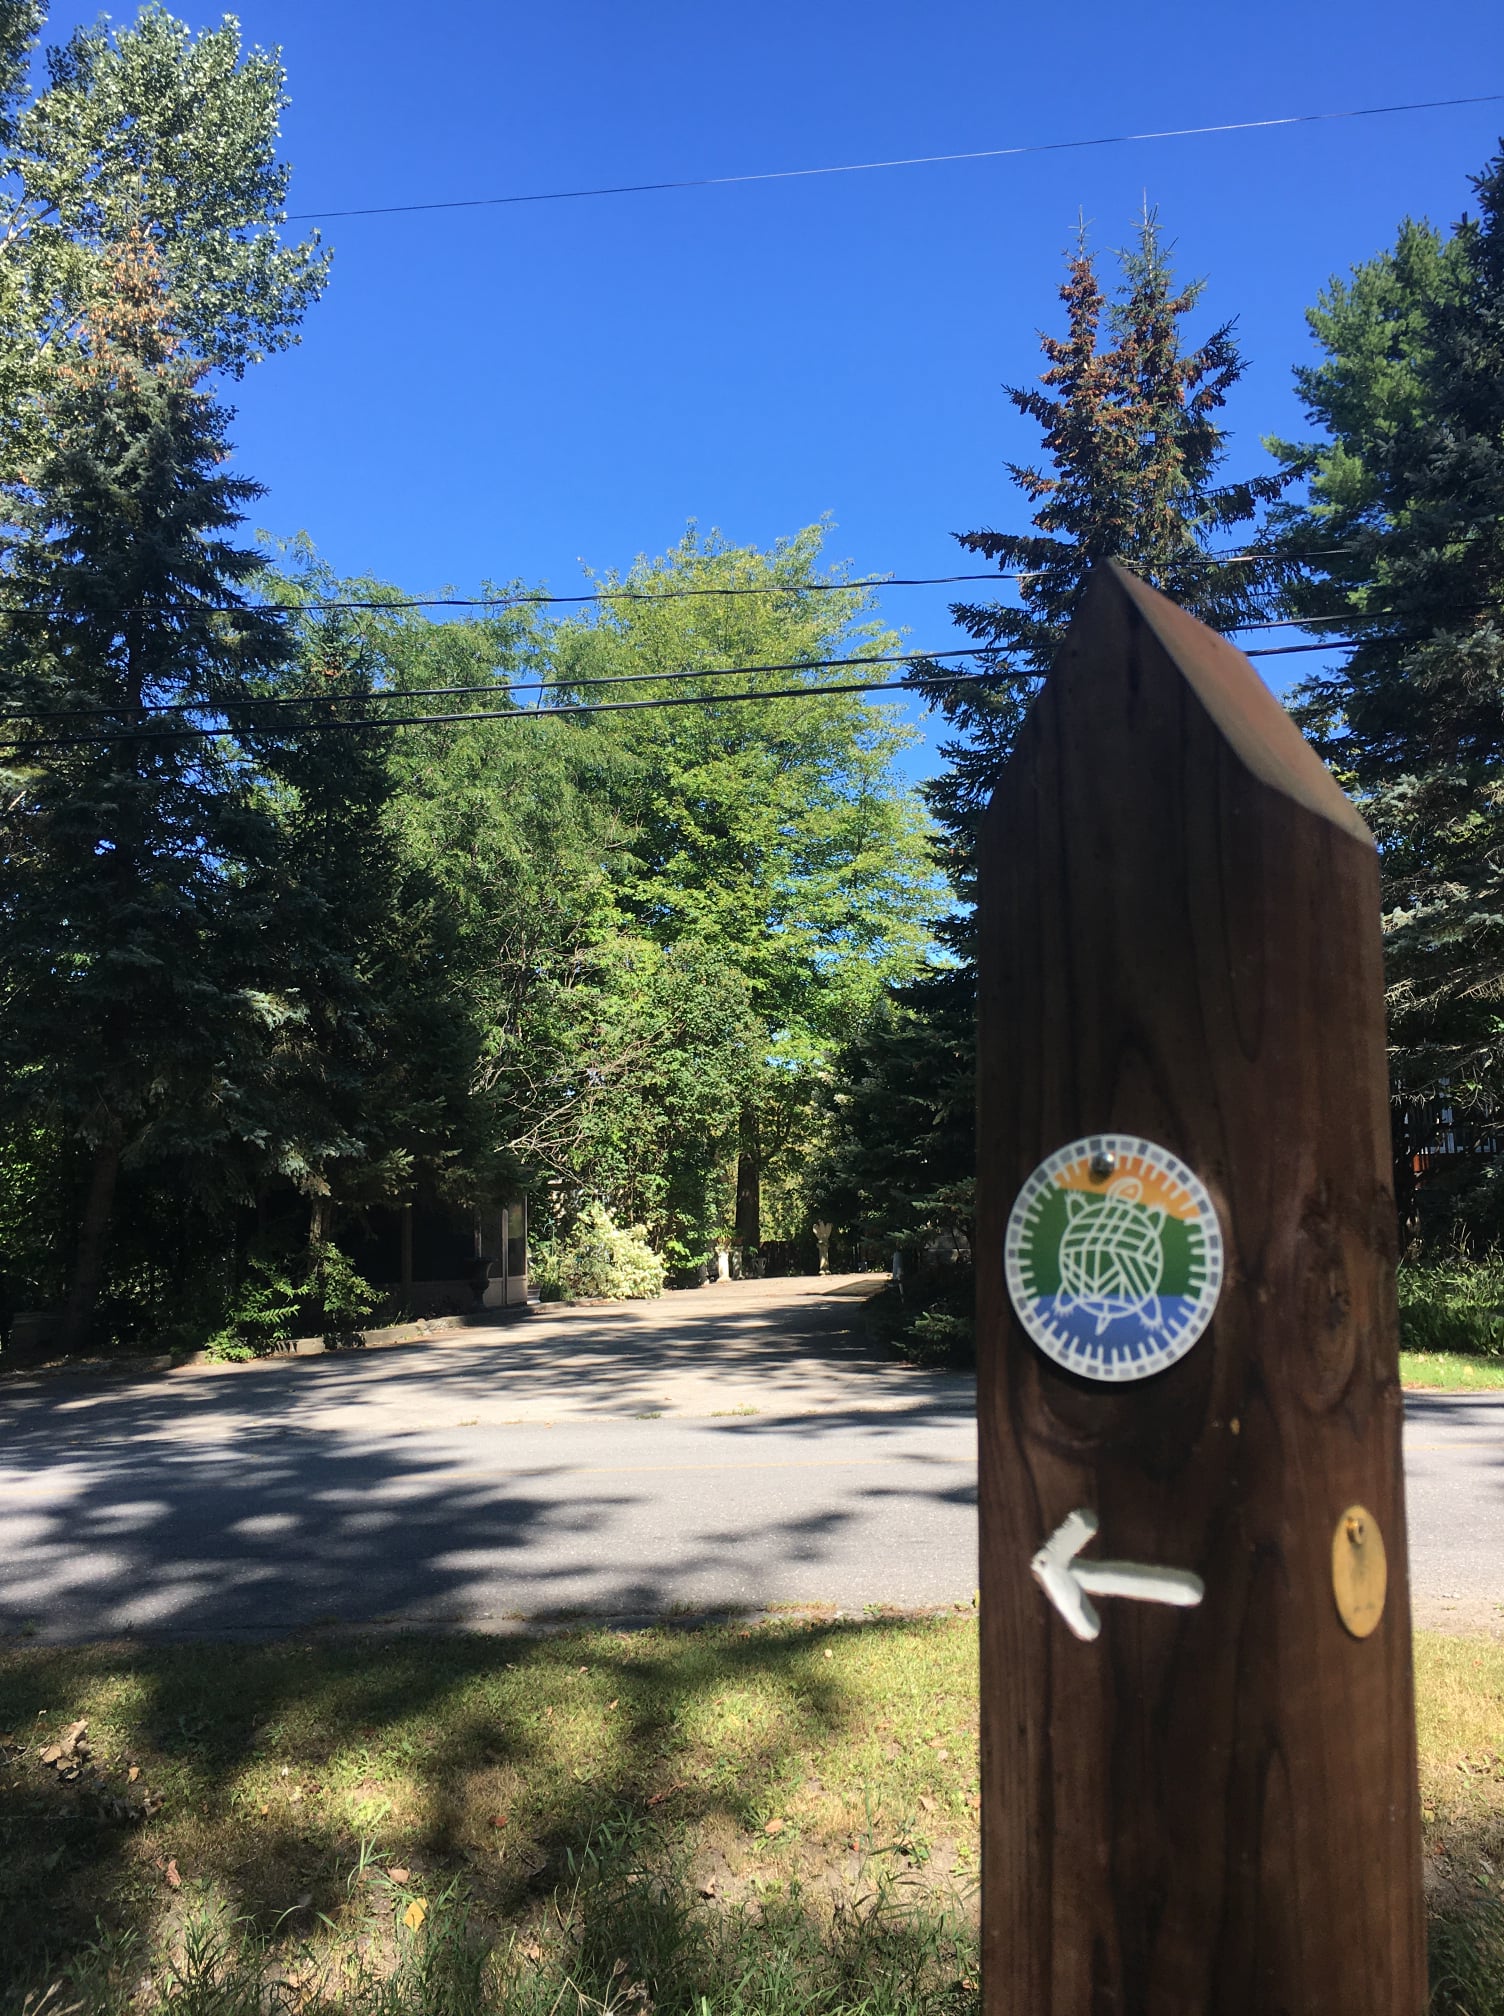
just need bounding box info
[1,1615,1500,2014]
[1402,1351,1504,1392]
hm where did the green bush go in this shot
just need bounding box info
[311,1240,381,1348]
[1397,1255,1504,1359]
[202,1255,303,1361]
[201,1242,379,1360]
[865,1266,975,1369]
[533,1202,666,1302]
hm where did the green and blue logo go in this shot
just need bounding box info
[1005,1135,1223,1383]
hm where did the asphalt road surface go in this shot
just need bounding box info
[0,1278,1498,1640]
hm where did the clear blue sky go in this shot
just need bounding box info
[43,0,1504,776]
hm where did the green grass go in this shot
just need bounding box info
[1398,1256,1504,1390]
[0,1618,1498,2014]
[1401,1352,1504,1391]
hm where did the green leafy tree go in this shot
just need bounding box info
[550,524,942,1253]
[1271,148,1504,1228]
[0,237,295,1348]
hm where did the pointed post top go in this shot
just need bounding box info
[1053,561,1374,849]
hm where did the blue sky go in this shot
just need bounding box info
[42,0,1504,779]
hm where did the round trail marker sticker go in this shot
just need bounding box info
[1005,1135,1223,1382]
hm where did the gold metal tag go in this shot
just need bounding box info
[1332,1504,1387,1639]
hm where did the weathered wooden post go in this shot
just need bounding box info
[976,564,1424,2014]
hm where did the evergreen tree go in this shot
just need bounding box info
[1271,148,1504,1225]
[0,237,292,1347]
[234,596,489,1248]
[827,217,1280,1323]
[921,214,1283,848]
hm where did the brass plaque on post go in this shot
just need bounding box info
[1333,1504,1388,1639]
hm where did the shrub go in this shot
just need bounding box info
[1397,1254,1504,1359]
[533,1202,666,1302]
[310,1240,380,1348]
[201,1255,303,1361]
[200,1241,380,1360]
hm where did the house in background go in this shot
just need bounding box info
[351,1196,530,1319]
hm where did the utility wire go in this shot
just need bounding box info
[285,93,1504,223]
[3,520,1499,622]
[2,646,981,725]
[8,602,1489,729]
[0,636,1425,755]
[0,547,1350,623]
[1,668,992,752]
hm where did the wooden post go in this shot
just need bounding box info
[976,564,1424,2015]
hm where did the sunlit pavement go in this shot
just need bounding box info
[0,1278,1498,1641]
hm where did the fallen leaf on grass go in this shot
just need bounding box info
[920,1796,936,1813]
[763,1818,785,1836]
[488,1815,508,1829]
[127,1766,140,1784]
[606,1699,618,1713]
[646,1783,687,1808]
[401,1898,427,1932]
[698,1877,718,1898]
[387,1867,410,1884]
[164,1858,182,1890]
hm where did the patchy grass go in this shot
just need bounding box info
[1403,1351,1504,1391]
[0,1618,1498,2013]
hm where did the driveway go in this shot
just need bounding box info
[0,1277,1497,1639]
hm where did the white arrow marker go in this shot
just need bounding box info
[1031,1507,1205,1642]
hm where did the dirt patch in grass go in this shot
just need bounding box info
[0,1618,1499,2012]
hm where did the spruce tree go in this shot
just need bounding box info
[828,217,1280,1317]
[0,236,292,1347]
[234,598,485,1249]
[1272,149,1504,1225]
[922,213,1283,847]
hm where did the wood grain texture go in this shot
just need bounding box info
[976,564,1424,2016]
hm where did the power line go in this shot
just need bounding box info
[1,668,991,752]
[2,646,980,726]
[7,600,1479,730]
[285,93,1504,224]
[0,547,1346,624]
[0,636,1409,756]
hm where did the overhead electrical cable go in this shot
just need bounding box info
[1,645,981,725]
[9,604,1490,729]
[0,635,1441,756]
[284,93,1504,223]
[0,548,1360,622]
[6,529,1499,624]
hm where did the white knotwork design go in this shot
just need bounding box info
[1056,1178,1167,1336]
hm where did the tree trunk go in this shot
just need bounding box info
[57,1124,124,1354]
[735,1107,761,1250]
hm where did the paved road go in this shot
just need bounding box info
[0,1278,1498,1640]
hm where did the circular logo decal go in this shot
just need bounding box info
[1005,1135,1223,1383]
